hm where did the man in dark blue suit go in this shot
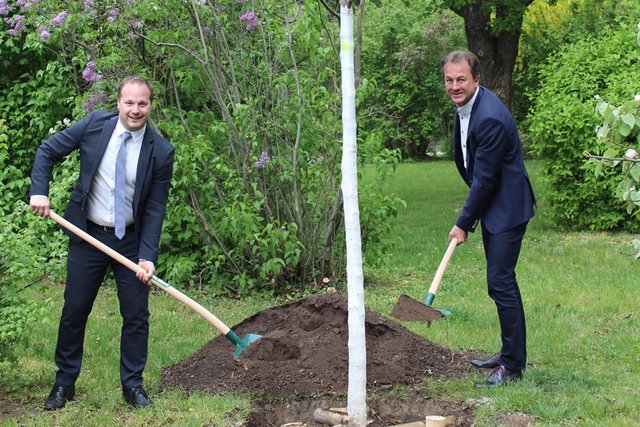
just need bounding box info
[442,51,535,387]
[29,77,174,408]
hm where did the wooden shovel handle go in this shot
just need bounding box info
[48,211,231,336]
[426,238,458,296]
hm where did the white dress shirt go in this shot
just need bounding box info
[457,87,479,169]
[86,122,145,227]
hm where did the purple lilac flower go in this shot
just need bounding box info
[83,91,107,112]
[202,26,214,36]
[5,14,25,35]
[83,0,95,16]
[82,61,101,82]
[0,0,10,16]
[245,18,259,31]
[240,10,254,21]
[129,19,142,28]
[52,11,68,27]
[18,0,34,10]
[236,0,248,3]
[38,25,50,40]
[253,150,270,169]
[84,98,95,112]
[106,8,119,22]
[239,10,260,31]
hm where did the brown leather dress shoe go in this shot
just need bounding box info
[44,383,75,411]
[477,365,522,387]
[469,351,501,369]
[123,386,153,408]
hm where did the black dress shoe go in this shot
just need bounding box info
[44,383,75,411]
[469,351,501,369]
[476,365,522,387]
[123,386,153,408]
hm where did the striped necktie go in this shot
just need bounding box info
[114,131,132,239]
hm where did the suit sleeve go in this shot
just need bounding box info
[29,112,96,197]
[456,117,508,232]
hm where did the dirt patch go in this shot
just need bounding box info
[490,411,539,427]
[0,389,30,422]
[160,293,479,426]
[391,294,445,322]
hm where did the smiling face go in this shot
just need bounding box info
[443,60,480,107]
[116,81,152,131]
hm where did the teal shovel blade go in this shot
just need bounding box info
[227,331,263,360]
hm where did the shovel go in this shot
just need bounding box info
[391,238,458,322]
[48,211,261,359]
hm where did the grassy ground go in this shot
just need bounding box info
[2,160,640,426]
[365,160,640,426]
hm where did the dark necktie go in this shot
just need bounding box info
[115,131,132,239]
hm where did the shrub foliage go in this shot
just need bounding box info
[0,0,402,296]
[526,17,640,231]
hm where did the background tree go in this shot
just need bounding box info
[444,0,535,111]
[358,0,465,159]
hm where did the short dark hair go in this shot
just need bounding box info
[441,51,481,80]
[118,76,154,102]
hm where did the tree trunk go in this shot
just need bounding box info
[447,0,534,111]
[339,3,367,426]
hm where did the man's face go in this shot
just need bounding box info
[117,82,152,131]
[443,61,479,107]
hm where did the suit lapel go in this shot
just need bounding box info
[85,117,118,190]
[133,128,154,215]
[463,87,486,183]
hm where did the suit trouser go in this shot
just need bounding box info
[53,226,150,388]
[481,221,528,371]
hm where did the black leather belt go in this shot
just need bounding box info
[87,220,134,233]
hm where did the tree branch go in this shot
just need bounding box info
[317,0,340,18]
[584,152,640,163]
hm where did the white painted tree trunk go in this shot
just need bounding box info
[339,3,367,426]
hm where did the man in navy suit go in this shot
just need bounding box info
[29,77,174,408]
[442,51,535,387]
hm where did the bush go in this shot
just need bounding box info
[526,22,640,231]
[0,0,404,294]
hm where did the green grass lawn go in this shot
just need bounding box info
[2,160,640,426]
[365,160,640,426]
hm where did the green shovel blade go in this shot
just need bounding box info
[424,292,451,317]
[226,330,263,360]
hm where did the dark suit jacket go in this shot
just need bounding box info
[30,110,175,263]
[453,86,535,234]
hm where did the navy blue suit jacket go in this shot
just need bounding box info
[30,110,174,263]
[453,87,535,234]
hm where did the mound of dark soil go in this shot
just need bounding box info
[160,293,480,426]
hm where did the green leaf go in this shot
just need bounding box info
[629,164,640,182]
[621,113,636,129]
[618,122,633,138]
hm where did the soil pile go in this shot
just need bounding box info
[160,293,471,397]
[159,293,486,426]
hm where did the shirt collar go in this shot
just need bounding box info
[457,87,479,119]
[115,121,146,142]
